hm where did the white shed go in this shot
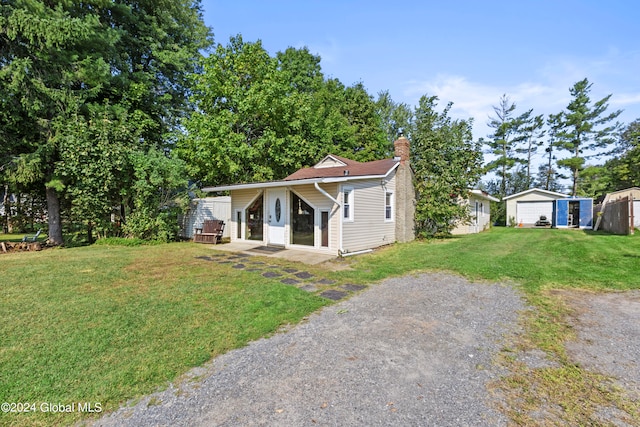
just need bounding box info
[503,189,569,227]
[180,196,232,239]
[451,189,499,234]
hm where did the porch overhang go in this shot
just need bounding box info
[202,166,398,193]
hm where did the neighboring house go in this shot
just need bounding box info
[594,187,640,233]
[451,190,499,235]
[179,196,232,239]
[202,137,416,256]
[503,188,593,229]
[503,188,569,227]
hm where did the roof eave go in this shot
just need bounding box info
[202,164,399,193]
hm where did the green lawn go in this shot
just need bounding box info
[343,227,640,292]
[1,228,639,426]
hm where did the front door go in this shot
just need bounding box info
[268,189,286,246]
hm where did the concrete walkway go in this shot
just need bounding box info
[208,241,336,265]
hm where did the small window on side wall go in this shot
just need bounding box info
[385,191,393,221]
[343,187,353,221]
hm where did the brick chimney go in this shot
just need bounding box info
[393,135,410,165]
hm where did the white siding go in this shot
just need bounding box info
[451,195,492,235]
[180,197,231,238]
[341,175,396,253]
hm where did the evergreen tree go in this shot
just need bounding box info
[0,0,211,243]
[548,79,622,196]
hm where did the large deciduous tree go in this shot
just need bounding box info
[412,96,483,237]
[177,35,389,186]
[0,0,211,243]
[548,78,622,196]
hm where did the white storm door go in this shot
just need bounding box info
[267,189,286,246]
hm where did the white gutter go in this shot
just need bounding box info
[340,248,373,257]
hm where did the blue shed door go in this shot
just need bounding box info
[579,199,593,228]
[556,200,568,227]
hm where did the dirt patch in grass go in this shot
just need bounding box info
[560,289,640,400]
[491,289,640,425]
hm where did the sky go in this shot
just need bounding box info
[201,0,640,178]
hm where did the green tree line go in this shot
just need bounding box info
[481,79,637,225]
[2,3,635,242]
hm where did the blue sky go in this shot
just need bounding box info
[202,1,639,170]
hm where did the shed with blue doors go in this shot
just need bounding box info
[553,198,593,229]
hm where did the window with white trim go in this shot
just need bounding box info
[385,191,393,221]
[343,187,353,221]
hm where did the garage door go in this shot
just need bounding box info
[516,201,554,224]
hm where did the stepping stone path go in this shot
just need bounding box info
[194,253,365,301]
[340,284,366,292]
[319,289,348,301]
[262,271,282,278]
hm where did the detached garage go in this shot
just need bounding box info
[503,189,569,227]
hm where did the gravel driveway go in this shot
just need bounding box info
[95,272,526,427]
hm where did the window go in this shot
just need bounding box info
[343,187,353,221]
[236,210,242,239]
[290,192,314,246]
[245,194,263,241]
[385,192,393,221]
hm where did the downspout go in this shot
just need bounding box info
[313,182,345,254]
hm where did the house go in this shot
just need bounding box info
[503,188,593,229]
[202,137,416,256]
[451,190,499,235]
[503,188,569,227]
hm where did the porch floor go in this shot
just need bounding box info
[209,241,336,265]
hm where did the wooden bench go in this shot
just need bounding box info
[193,220,224,244]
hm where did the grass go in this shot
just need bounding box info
[0,242,329,426]
[1,228,639,425]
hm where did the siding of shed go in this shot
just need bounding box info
[506,192,564,226]
[181,197,231,238]
[341,175,396,252]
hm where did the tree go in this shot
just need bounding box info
[177,36,389,186]
[376,90,413,145]
[548,79,622,196]
[607,119,640,190]
[514,111,545,189]
[1,1,211,243]
[412,96,483,237]
[484,95,520,197]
